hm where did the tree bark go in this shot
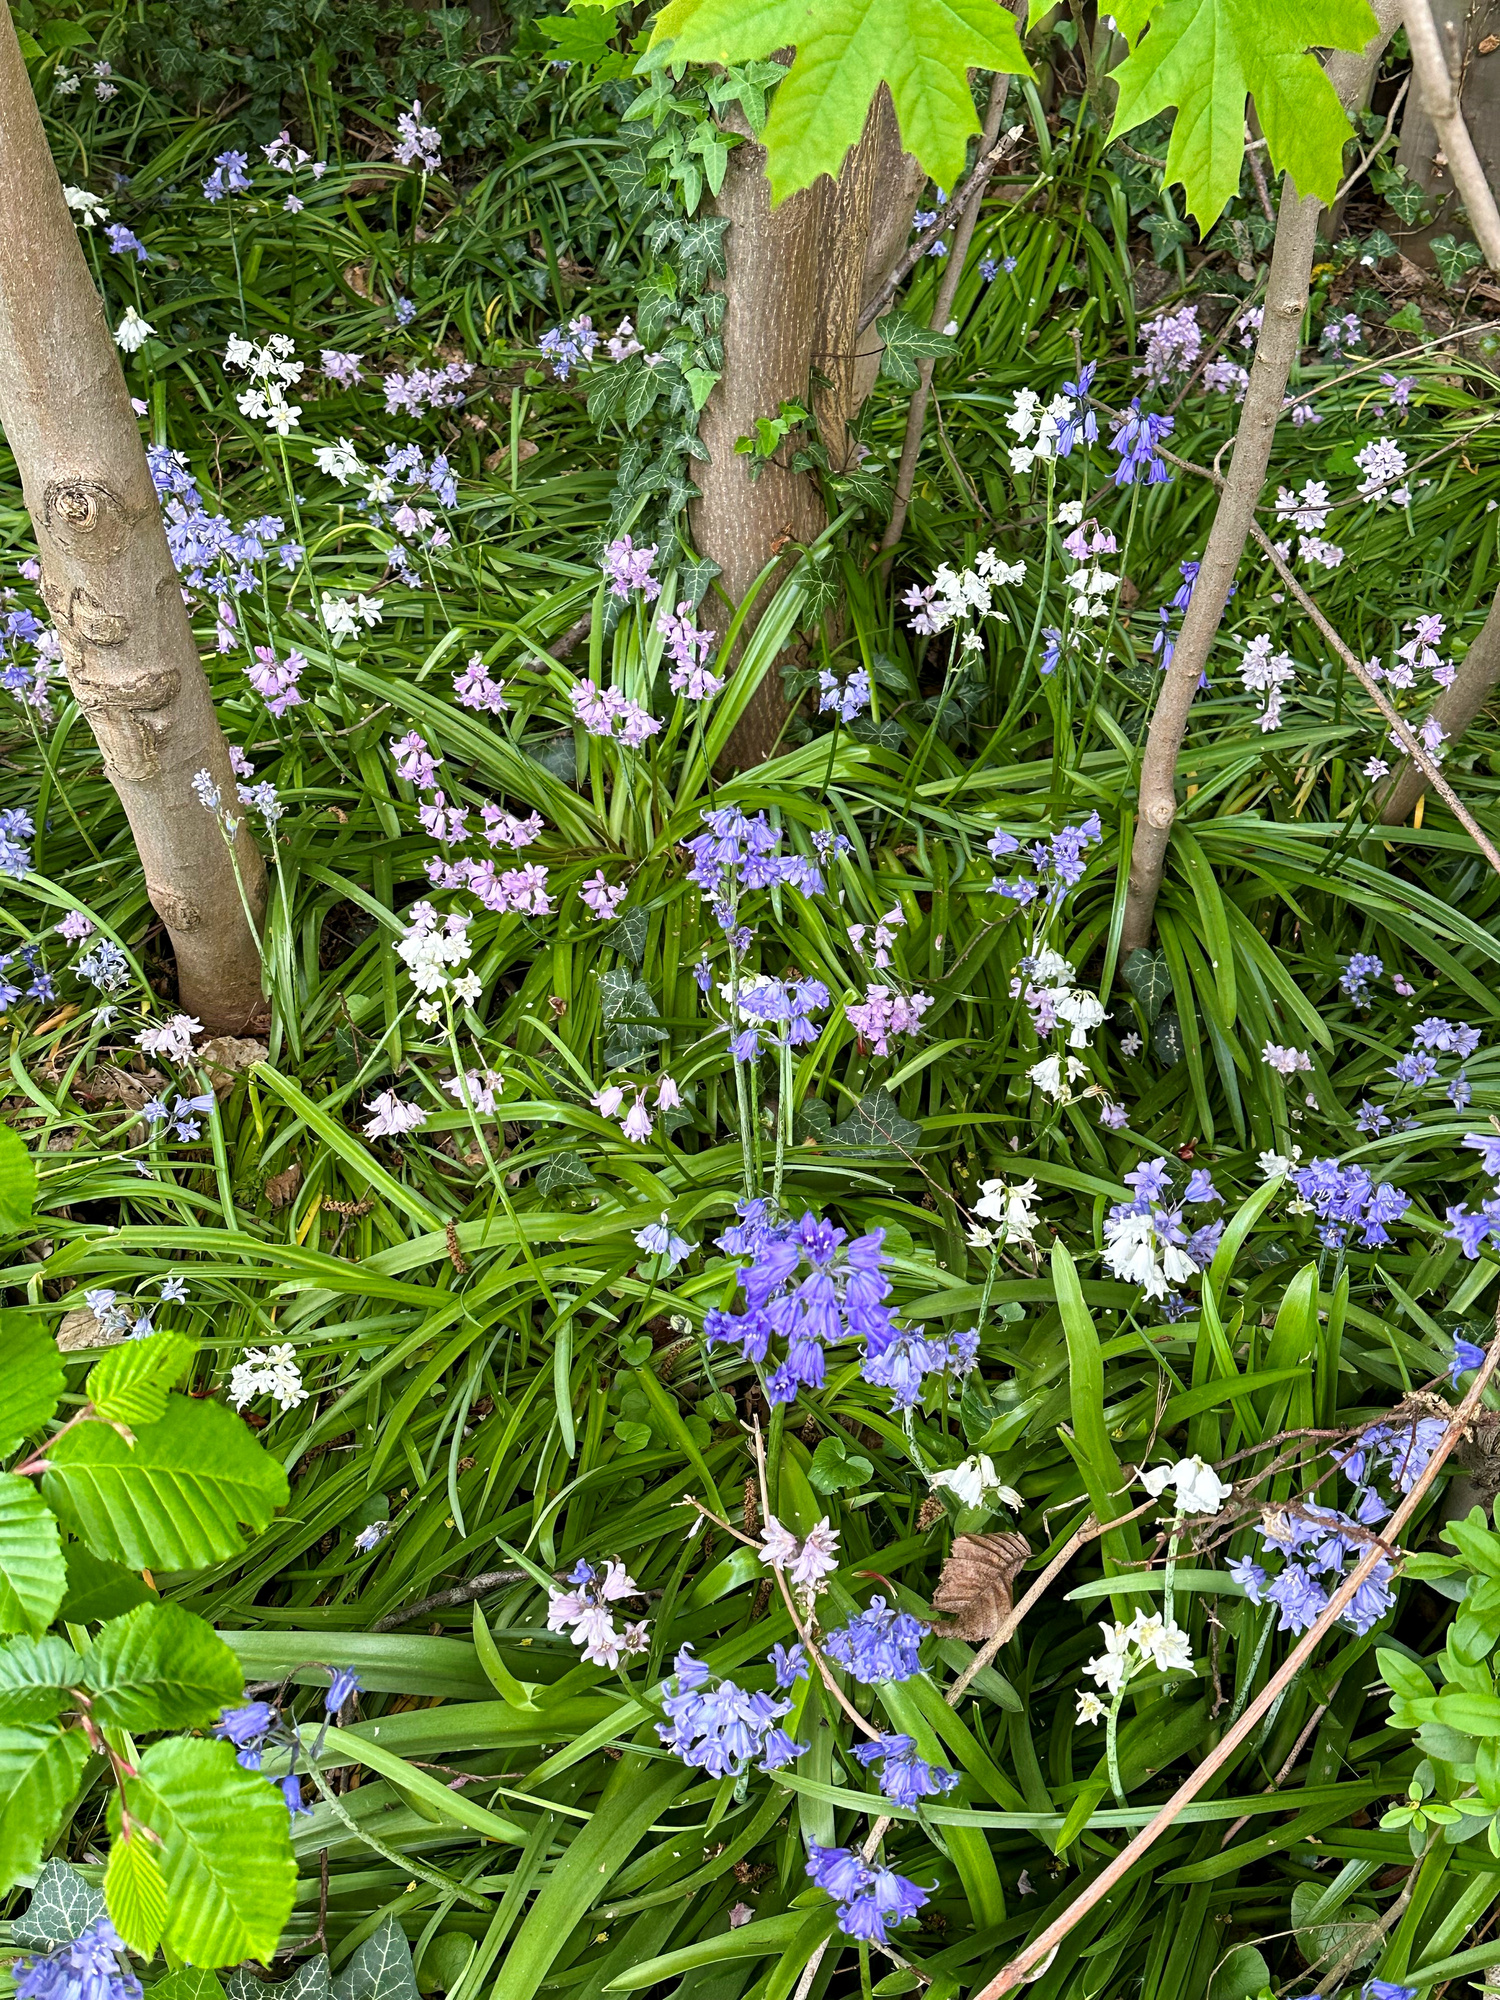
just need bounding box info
[697,96,922,769]
[1393,0,1500,264]
[1402,0,1500,269]
[0,6,267,1031]
[1119,3,1403,954]
[1377,579,1500,822]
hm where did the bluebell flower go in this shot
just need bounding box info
[1183,1169,1221,1205]
[1340,952,1382,1007]
[279,1772,312,1816]
[633,1213,695,1268]
[1108,399,1174,485]
[805,1845,929,1944]
[0,807,34,879]
[159,1274,189,1302]
[326,1667,363,1712]
[853,1733,959,1807]
[1364,1981,1417,1999]
[13,1919,142,2000]
[1264,1561,1328,1633]
[1289,1159,1408,1249]
[1446,1199,1500,1259]
[1464,1133,1500,1177]
[769,1641,807,1688]
[106,224,147,262]
[1228,1557,1266,1602]
[1356,1101,1390,1136]
[1450,1335,1486,1386]
[656,1646,805,1778]
[986,811,1102,905]
[1450,1073,1473,1111]
[203,150,251,202]
[822,1597,927,1685]
[1389,1051,1438,1088]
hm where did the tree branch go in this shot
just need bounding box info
[372,1568,527,1631]
[1377,578,1500,824]
[1404,0,1500,270]
[970,1298,1500,1998]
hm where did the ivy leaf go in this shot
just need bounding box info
[1122,946,1172,1024]
[82,1601,244,1732]
[649,0,1031,201]
[42,1394,290,1571]
[536,1152,596,1198]
[0,1725,89,1893]
[85,1332,196,1430]
[114,1737,296,1965]
[152,1971,226,2000]
[1110,0,1380,231]
[1152,1008,1186,1066]
[829,1088,923,1154]
[332,1917,421,2000]
[13,1860,106,1949]
[0,1310,64,1459]
[1432,233,1484,289]
[227,1964,329,2000]
[58,1545,152,1626]
[0,1636,83,1726]
[0,1474,66,1639]
[104,1828,170,1958]
[876,311,954,391]
[0,1126,36,1235]
[809,1436,873,1493]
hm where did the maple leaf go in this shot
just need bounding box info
[649,0,1031,202]
[1109,0,1379,232]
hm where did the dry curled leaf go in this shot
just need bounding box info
[929,1530,1030,1640]
[264,1163,303,1210]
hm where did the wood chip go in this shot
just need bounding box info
[197,1036,268,1098]
[929,1531,1031,1639]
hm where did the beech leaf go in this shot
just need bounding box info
[929,1531,1031,1639]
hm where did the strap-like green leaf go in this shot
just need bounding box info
[115,1737,296,1965]
[42,1395,290,1570]
[86,1332,196,1429]
[0,1126,37,1236]
[0,1474,66,1639]
[0,1311,64,1459]
[0,1725,89,1894]
[82,1601,244,1731]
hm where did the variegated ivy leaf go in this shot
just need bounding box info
[1108,0,1380,231]
[647,0,1032,202]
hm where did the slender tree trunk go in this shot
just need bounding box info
[1394,0,1500,264]
[0,6,267,1032]
[1119,4,1402,954]
[1377,579,1500,822]
[698,96,922,769]
[1403,0,1500,268]
[880,50,1024,556]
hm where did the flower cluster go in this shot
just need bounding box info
[727,973,829,1062]
[602,534,659,601]
[659,602,721,698]
[1141,1453,1232,1515]
[824,1595,929,1684]
[846,985,932,1056]
[1340,952,1382,1008]
[1287,1158,1408,1250]
[1136,305,1201,390]
[805,1844,930,1945]
[214,1669,363,1816]
[658,1644,804,1776]
[987,812,1103,907]
[363,1091,429,1140]
[1078,1609,1193,1718]
[569,680,661,745]
[903,546,1023,640]
[1233,1495,1395,1637]
[1240,633,1296,731]
[224,332,305,436]
[547,1558,649,1668]
[394,99,443,172]
[1109,400,1174,486]
[1101,1160,1223,1302]
[14,1921,142,2000]
[591,1074,680,1144]
[757,1514,841,1609]
[684,807,826,940]
[382,361,473,418]
[395,901,483,1023]
[229,1344,307,1412]
[1447,1134,1500,1258]
[853,1734,959,1808]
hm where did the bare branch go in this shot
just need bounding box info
[1404,0,1500,270]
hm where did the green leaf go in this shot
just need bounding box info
[829,1088,922,1154]
[0,1126,36,1235]
[104,1828,169,1958]
[1434,1691,1500,1736]
[1110,0,1381,230]
[1432,232,1484,289]
[228,1964,326,2000]
[42,1394,290,1571]
[332,1917,421,2000]
[1121,946,1171,1023]
[1207,1944,1271,2000]
[0,1474,66,1639]
[0,1636,83,1725]
[649,0,1031,200]
[0,1310,64,1458]
[155,1972,228,2000]
[808,1436,872,1493]
[0,1725,89,1893]
[59,1544,152,1626]
[115,1737,296,1965]
[14,1860,106,1949]
[1151,1008,1185,1065]
[536,1151,596,1197]
[876,310,954,391]
[85,1332,196,1430]
[540,7,619,62]
[82,1601,244,1731]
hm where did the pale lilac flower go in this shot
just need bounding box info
[602,535,660,602]
[394,99,442,172]
[390,730,440,787]
[1262,1043,1313,1075]
[846,986,932,1056]
[581,871,627,919]
[363,1091,429,1139]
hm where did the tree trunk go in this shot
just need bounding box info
[1394,0,1500,266]
[1118,3,1403,954]
[697,95,921,769]
[1377,579,1500,823]
[0,7,267,1032]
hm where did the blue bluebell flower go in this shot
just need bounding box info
[822,1597,927,1685]
[853,1733,959,1807]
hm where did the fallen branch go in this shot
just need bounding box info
[969,1299,1500,1997]
[372,1568,526,1631]
[1403,0,1500,270]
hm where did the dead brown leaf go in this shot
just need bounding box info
[929,1530,1031,1640]
[264,1162,303,1210]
